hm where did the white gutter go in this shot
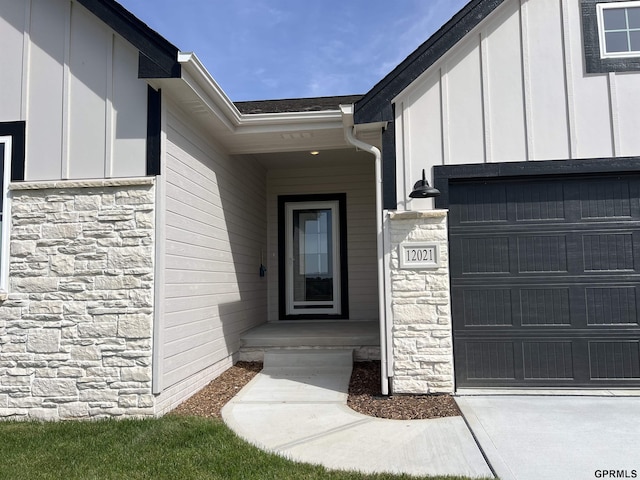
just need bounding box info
[177,52,343,130]
[340,105,389,396]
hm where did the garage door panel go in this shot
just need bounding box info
[450,174,640,388]
[520,288,571,326]
[589,341,640,380]
[451,183,508,224]
[579,178,636,219]
[458,237,510,274]
[514,182,566,221]
[517,235,568,273]
[454,284,638,330]
[456,336,640,386]
[462,341,516,380]
[456,288,514,327]
[523,341,574,380]
[586,286,638,326]
[583,233,635,271]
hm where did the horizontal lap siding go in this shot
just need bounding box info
[162,108,267,389]
[267,154,378,321]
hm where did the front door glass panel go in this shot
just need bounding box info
[286,201,340,315]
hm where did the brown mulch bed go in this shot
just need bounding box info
[171,362,263,418]
[347,361,461,420]
[171,361,460,420]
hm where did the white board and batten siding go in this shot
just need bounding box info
[395,0,640,209]
[267,154,379,322]
[0,0,147,180]
[157,103,267,398]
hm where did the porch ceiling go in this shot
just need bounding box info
[248,147,374,170]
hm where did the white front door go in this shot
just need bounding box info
[285,200,341,315]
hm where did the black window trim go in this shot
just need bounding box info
[0,121,26,292]
[0,122,26,182]
[582,0,640,73]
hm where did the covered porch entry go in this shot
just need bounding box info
[229,98,387,388]
[242,145,382,362]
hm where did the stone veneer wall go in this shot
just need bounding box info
[389,210,454,394]
[0,178,155,420]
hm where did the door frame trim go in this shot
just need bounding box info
[278,193,349,320]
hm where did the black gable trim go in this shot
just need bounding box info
[146,87,162,176]
[0,121,26,182]
[77,0,181,79]
[381,113,397,210]
[354,0,504,124]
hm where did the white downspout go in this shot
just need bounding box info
[340,105,389,395]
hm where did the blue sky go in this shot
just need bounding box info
[117,0,468,101]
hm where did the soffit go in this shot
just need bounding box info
[249,147,375,170]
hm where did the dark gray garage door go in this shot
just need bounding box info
[448,174,640,388]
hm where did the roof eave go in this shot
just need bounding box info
[177,53,344,132]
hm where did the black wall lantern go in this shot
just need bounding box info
[409,169,440,198]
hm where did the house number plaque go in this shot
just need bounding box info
[399,243,439,269]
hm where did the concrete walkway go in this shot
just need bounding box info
[457,395,640,480]
[222,350,492,478]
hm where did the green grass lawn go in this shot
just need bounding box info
[0,416,485,480]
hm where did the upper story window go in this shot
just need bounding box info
[582,0,640,73]
[598,2,640,57]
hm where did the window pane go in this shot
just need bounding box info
[605,31,630,52]
[292,208,333,303]
[631,30,640,51]
[628,7,640,29]
[604,8,628,30]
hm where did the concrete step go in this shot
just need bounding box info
[241,321,379,348]
[239,321,380,363]
[263,349,353,370]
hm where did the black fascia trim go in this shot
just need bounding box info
[278,194,349,321]
[433,157,640,209]
[354,0,504,124]
[146,86,162,176]
[582,0,640,74]
[0,121,26,182]
[76,0,181,78]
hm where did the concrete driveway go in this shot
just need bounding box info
[456,396,640,480]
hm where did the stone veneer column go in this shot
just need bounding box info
[389,210,454,394]
[0,178,155,420]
